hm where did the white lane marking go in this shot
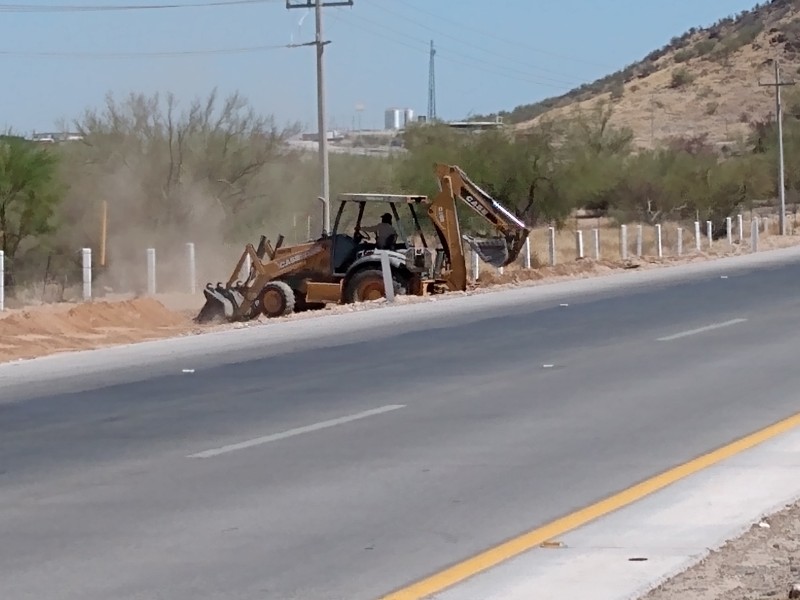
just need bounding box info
[187,404,406,458]
[657,318,748,342]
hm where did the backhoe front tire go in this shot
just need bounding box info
[258,281,295,318]
[344,268,406,303]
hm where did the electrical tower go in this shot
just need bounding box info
[427,39,437,122]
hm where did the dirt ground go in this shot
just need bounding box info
[640,496,800,600]
[2,233,799,365]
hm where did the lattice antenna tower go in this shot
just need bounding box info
[428,39,437,122]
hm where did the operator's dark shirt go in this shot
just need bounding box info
[362,223,397,248]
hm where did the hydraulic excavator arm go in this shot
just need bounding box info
[427,163,532,291]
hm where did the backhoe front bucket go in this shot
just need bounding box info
[194,283,245,324]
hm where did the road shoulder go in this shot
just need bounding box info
[427,421,800,600]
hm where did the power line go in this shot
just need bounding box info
[0,0,277,12]
[386,0,616,71]
[337,7,579,87]
[0,43,291,58]
[329,8,576,91]
[367,0,588,86]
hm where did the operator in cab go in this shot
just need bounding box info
[357,212,397,249]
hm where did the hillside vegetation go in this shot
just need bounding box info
[483,0,800,149]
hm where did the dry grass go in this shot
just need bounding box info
[514,9,800,149]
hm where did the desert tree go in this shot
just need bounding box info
[66,88,303,247]
[0,134,63,289]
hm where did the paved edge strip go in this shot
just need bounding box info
[378,409,800,600]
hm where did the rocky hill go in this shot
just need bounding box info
[493,0,800,150]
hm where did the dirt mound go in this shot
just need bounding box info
[0,297,195,363]
[476,259,622,286]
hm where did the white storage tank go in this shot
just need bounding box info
[384,108,403,130]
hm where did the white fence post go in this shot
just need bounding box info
[694,221,701,251]
[548,227,556,266]
[379,251,395,302]
[706,220,713,247]
[523,236,531,269]
[636,224,643,257]
[726,217,732,246]
[737,214,744,243]
[655,224,663,258]
[186,242,196,295]
[593,228,600,260]
[751,217,759,252]
[471,251,480,281]
[677,227,683,256]
[763,217,769,234]
[0,250,4,312]
[576,230,584,259]
[82,247,92,301]
[620,224,628,260]
[147,248,156,295]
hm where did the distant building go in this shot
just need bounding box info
[384,107,415,131]
[446,115,504,132]
[30,131,84,144]
[300,130,345,142]
[384,108,402,130]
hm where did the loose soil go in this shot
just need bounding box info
[2,233,798,365]
[640,497,800,600]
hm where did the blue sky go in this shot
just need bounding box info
[0,0,762,135]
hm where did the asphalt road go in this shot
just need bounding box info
[3,255,800,600]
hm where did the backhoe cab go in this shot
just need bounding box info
[194,163,531,324]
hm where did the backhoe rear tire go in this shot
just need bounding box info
[344,268,406,303]
[258,281,295,318]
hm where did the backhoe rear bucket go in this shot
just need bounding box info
[463,235,511,268]
[194,283,245,324]
[463,229,530,269]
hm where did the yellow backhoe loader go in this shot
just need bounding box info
[194,163,531,323]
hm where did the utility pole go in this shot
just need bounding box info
[287,0,353,235]
[759,59,795,235]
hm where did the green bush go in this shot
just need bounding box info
[670,67,695,88]
[697,86,714,99]
[694,39,716,57]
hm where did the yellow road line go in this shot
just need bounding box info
[380,410,800,600]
